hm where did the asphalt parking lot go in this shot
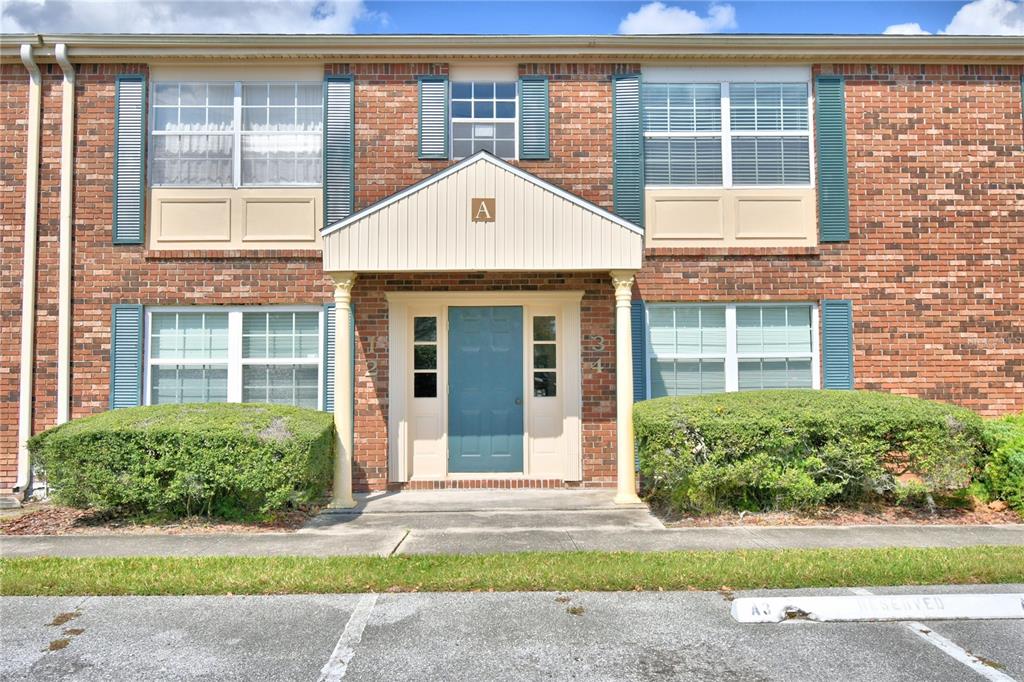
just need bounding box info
[2,585,1022,681]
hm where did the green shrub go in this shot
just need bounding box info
[29,403,334,519]
[980,414,1024,514]
[634,390,985,514]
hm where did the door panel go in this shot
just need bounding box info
[448,306,524,473]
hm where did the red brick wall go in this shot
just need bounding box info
[0,64,29,487]
[324,62,636,212]
[350,272,617,492]
[1,59,1021,491]
[0,64,337,490]
[637,64,1024,416]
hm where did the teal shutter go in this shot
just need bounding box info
[113,74,146,244]
[631,300,647,402]
[109,304,144,408]
[612,74,643,226]
[322,304,336,412]
[323,76,355,227]
[518,76,549,160]
[821,299,854,389]
[418,76,448,160]
[815,76,850,242]
[322,304,355,413]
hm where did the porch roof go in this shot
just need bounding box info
[320,152,643,273]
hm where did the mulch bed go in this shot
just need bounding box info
[660,501,1022,528]
[0,503,313,536]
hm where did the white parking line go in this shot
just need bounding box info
[850,588,1017,682]
[318,593,379,682]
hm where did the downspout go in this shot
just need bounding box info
[55,44,75,426]
[15,44,42,496]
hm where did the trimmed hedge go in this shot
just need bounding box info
[634,390,985,514]
[980,414,1024,514]
[29,403,334,519]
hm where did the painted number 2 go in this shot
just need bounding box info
[362,336,383,377]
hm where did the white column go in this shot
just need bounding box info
[610,270,642,505]
[330,272,357,509]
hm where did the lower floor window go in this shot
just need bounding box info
[646,303,818,398]
[147,307,323,409]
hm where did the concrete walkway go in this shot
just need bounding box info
[2,490,1022,558]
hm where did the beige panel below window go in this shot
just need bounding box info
[158,199,232,242]
[645,187,817,248]
[149,188,323,250]
[650,196,725,240]
[735,196,808,239]
[242,198,317,242]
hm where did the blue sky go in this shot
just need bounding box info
[360,1,969,35]
[3,0,1022,35]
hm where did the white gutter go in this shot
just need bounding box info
[55,44,75,426]
[15,44,42,496]
[2,33,1022,63]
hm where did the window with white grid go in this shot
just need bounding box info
[146,308,322,409]
[151,81,322,187]
[642,80,812,188]
[646,303,819,397]
[450,81,517,159]
[241,311,321,409]
[642,83,723,186]
[148,311,230,404]
[735,305,815,390]
[647,305,727,397]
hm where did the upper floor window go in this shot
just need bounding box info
[451,81,517,159]
[643,81,811,188]
[150,81,323,188]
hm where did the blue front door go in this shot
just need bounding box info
[448,306,524,473]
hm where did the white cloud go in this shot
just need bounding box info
[943,0,1024,34]
[618,2,737,34]
[1,0,379,34]
[883,0,1024,36]
[882,22,932,35]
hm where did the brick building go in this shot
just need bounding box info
[1,35,1022,505]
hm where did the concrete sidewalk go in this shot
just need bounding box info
[3,524,1023,558]
[2,490,1022,557]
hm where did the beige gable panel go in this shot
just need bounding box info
[323,156,643,272]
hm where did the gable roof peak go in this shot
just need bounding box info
[321,151,642,237]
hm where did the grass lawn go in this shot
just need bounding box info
[2,546,1022,596]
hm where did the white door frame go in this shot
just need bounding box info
[386,291,584,483]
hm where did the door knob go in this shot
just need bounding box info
[514,397,523,405]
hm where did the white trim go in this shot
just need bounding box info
[386,291,585,304]
[722,82,733,188]
[387,300,409,482]
[641,65,812,83]
[322,151,644,237]
[386,291,584,482]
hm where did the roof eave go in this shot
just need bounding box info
[3,34,1022,64]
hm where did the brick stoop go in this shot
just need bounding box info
[388,479,609,491]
